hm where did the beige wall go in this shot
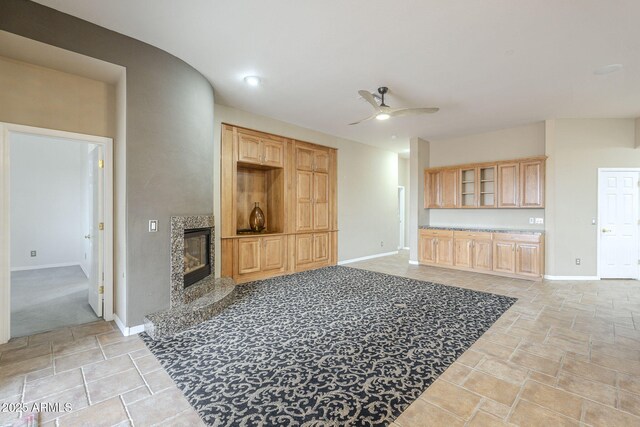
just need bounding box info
[213,104,399,273]
[0,56,115,137]
[427,122,546,230]
[545,118,638,276]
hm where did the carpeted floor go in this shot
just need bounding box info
[11,265,99,337]
[142,266,516,426]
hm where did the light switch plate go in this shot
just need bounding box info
[149,220,158,232]
[529,217,534,224]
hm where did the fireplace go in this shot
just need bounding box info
[183,228,211,288]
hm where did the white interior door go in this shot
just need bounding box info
[88,146,103,317]
[599,170,639,279]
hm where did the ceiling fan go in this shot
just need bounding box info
[349,87,439,125]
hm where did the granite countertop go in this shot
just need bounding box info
[419,225,544,234]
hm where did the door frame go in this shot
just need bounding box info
[596,168,640,280]
[0,122,114,343]
[398,186,405,249]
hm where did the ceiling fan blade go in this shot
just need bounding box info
[390,107,440,117]
[348,114,377,125]
[358,90,381,111]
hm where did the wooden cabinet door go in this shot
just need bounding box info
[493,240,516,273]
[237,238,261,275]
[497,163,519,208]
[295,234,313,266]
[238,133,262,165]
[263,139,284,168]
[296,170,313,232]
[516,242,541,277]
[296,146,314,171]
[262,236,286,272]
[520,160,545,208]
[454,238,473,268]
[424,171,441,208]
[313,173,329,230]
[314,150,330,173]
[313,233,330,263]
[436,237,454,266]
[473,239,493,271]
[479,166,497,208]
[441,169,459,208]
[419,234,437,264]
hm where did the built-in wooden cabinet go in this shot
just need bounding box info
[453,231,493,271]
[419,228,544,280]
[424,157,545,209]
[418,229,453,266]
[295,232,330,268]
[222,124,337,283]
[238,130,284,168]
[497,163,519,208]
[520,159,545,208]
[424,170,441,208]
[236,235,287,278]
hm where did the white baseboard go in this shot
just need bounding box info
[114,314,145,336]
[79,263,89,278]
[11,262,81,272]
[544,275,600,281]
[408,260,419,265]
[338,251,399,265]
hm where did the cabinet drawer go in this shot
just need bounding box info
[420,229,454,238]
[453,231,493,240]
[493,233,542,243]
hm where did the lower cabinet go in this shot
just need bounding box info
[235,235,287,280]
[223,232,336,283]
[419,229,453,266]
[453,232,493,271]
[296,232,330,269]
[419,229,544,280]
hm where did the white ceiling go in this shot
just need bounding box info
[34,0,640,153]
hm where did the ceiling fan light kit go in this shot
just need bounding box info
[349,86,439,125]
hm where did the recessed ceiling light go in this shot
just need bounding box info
[376,113,390,121]
[594,64,623,75]
[244,75,261,86]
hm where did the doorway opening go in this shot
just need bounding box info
[0,123,113,340]
[398,186,405,250]
[597,169,640,280]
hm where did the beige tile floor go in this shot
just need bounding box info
[1,250,639,426]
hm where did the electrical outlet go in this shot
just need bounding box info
[575,258,581,265]
[380,241,384,247]
[529,217,534,224]
[535,218,544,224]
[30,250,36,257]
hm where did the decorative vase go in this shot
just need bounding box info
[249,202,265,232]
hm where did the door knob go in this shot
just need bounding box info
[601,228,612,233]
[84,234,91,239]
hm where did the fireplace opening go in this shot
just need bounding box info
[184,228,211,288]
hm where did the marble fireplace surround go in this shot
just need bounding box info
[144,215,235,339]
[170,215,216,307]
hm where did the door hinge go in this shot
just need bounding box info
[99,285,104,294]
[98,159,104,169]
[98,222,104,231]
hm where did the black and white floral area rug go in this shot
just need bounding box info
[141,266,516,426]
